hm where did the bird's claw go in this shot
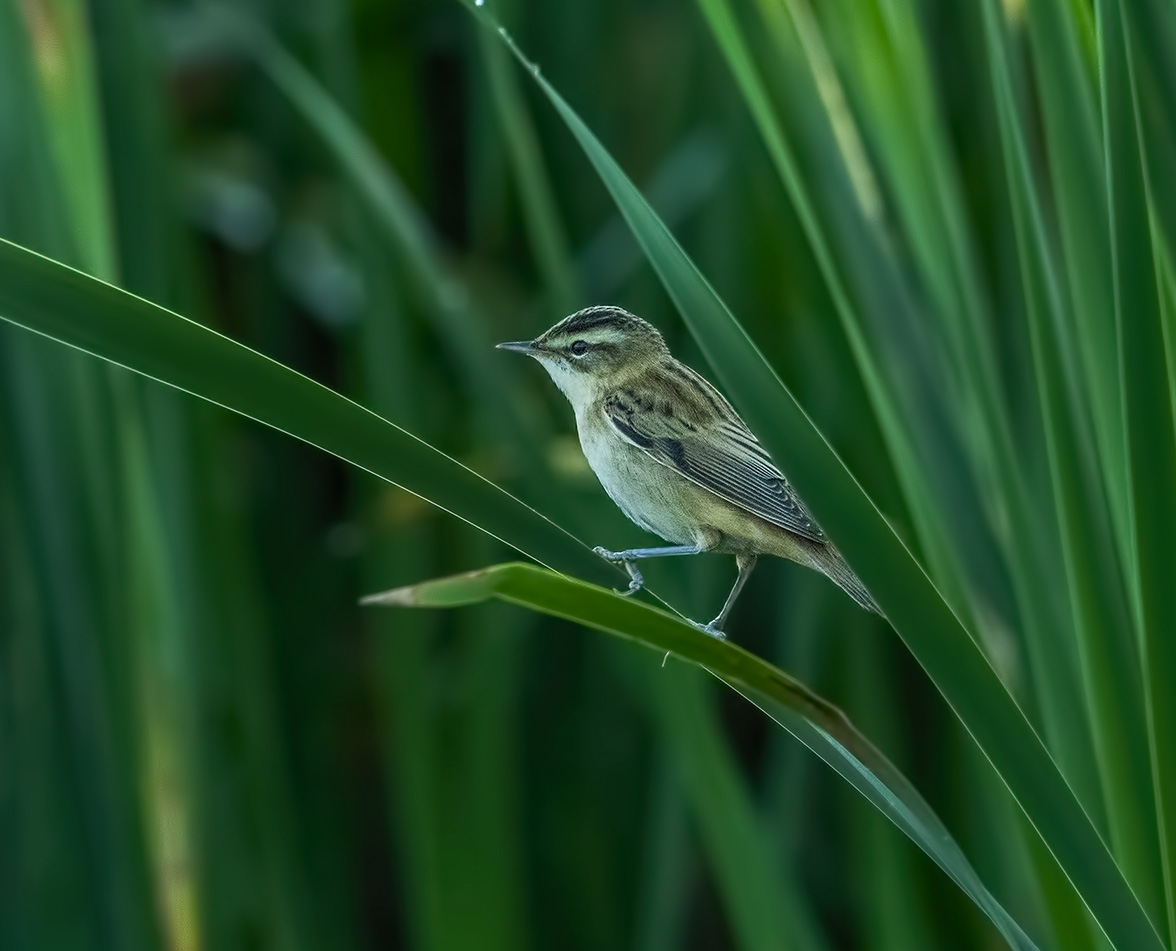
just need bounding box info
[691,619,728,641]
[594,547,644,596]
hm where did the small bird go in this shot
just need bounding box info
[498,305,878,637]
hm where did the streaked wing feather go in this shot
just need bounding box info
[603,393,825,542]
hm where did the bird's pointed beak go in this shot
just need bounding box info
[496,340,540,355]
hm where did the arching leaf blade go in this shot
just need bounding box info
[365,561,1040,951]
[0,237,613,588]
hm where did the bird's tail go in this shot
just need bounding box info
[811,544,880,615]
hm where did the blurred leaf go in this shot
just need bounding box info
[1023,0,1126,548]
[644,666,809,951]
[980,0,1159,920]
[0,4,163,949]
[1098,0,1176,938]
[213,9,568,515]
[476,26,579,314]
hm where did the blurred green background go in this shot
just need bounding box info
[4,0,1176,948]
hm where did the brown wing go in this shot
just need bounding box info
[603,391,826,543]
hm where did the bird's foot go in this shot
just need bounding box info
[691,618,728,641]
[594,547,644,596]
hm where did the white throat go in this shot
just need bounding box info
[534,356,599,412]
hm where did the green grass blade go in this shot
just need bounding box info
[837,0,1015,493]
[691,0,967,610]
[85,0,321,943]
[0,0,74,260]
[617,599,832,951]
[844,636,936,951]
[695,0,1108,825]
[462,10,1164,948]
[50,1,216,945]
[1,5,165,948]
[365,562,1039,951]
[477,27,579,315]
[33,0,115,279]
[1010,5,1159,895]
[368,582,444,951]
[980,0,1162,922]
[631,753,694,951]
[445,604,531,951]
[619,568,829,949]
[301,7,461,939]
[0,237,613,587]
[646,667,802,951]
[0,336,163,951]
[1023,0,1128,553]
[576,131,729,298]
[1098,0,1176,938]
[0,376,98,951]
[1124,0,1176,262]
[705,0,1066,670]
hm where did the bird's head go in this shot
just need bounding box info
[497,306,668,404]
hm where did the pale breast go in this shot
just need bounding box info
[575,405,698,545]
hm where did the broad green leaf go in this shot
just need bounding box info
[464,6,1164,948]
[0,237,613,589]
[364,562,1039,951]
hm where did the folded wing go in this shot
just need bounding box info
[603,392,826,543]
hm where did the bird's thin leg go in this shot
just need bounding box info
[695,553,757,640]
[595,545,704,560]
[594,544,704,596]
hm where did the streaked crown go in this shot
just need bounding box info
[533,305,667,369]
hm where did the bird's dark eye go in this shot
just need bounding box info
[570,340,589,356]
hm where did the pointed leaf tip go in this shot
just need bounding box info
[359,588,419,607]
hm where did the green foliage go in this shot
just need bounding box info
[3,0,1176,949]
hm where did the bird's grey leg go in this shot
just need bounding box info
[595,545,704,560]
[695,553,758,640]
[593,545,704,596]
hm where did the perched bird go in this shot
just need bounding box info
[498,305,878,637]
